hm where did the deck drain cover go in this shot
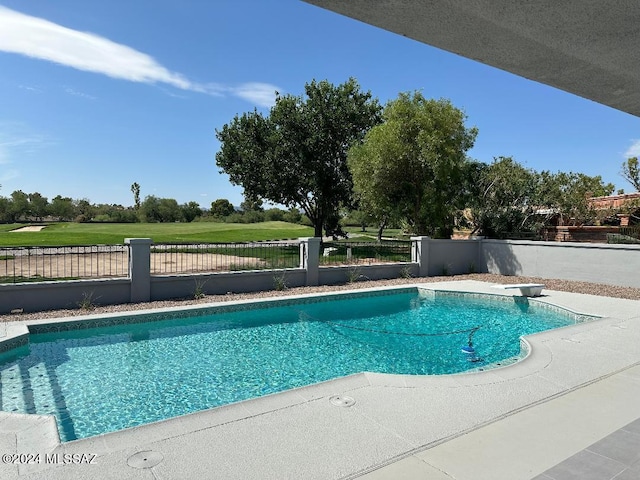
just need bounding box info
[127,450,164,469]
[329,395,355,407]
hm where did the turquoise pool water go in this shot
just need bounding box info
[0,289,581,441]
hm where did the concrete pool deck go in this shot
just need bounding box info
[1,280,639,479]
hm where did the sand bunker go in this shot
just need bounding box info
[10,225,48,232]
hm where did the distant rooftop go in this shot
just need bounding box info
[590,192,640,210]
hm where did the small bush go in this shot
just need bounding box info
[346,266,369,283]
[273,272,288,291]
[78,291,98,310]
[400,266,413,279]
[225,213,245,224]
[193,279,207,299]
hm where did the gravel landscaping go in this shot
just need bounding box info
[2,273,639,324]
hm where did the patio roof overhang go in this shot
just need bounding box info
[303,0,640,118]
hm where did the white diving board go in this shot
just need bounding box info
[492,283,545,297]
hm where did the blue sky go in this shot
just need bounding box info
[1,0,639,209]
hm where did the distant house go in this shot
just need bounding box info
[589,192,640,226]
[589,192,640,209]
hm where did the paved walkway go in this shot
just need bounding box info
[538,416,640,480]
[1,281,639,479]
[358,365,640,479]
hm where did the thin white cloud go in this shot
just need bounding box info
[156,87,189,99]
[64,87,96,100]
[0,136,47,154]
[0,6,193,89]
[18,84,43,93]
[231,83,280,108]
[0,6,279,107]
[624,139,640,158]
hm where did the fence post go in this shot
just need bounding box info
[411,236,430,277]
[125,238,152,303]
[299,237,321,286]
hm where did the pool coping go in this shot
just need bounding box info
[1,280,640,478]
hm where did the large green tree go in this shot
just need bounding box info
[73,199,94,222]
[348,92,477,238]
[215,78,382,237]
[621,157,640,192]
[0,197,10,223]
[210,198,235,218]
[28,192,49,221]
[140,196,183,222]
[9,190,30,222]
[181,201,202,222]
[49,195,75,221]
[537,171,615,226]
[466,157,539,237]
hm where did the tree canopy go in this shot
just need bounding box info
[621,157,640,192]
[536,170,615,226]
[465,160,617,235]
[210,199,235,218]
[49,195,75,221]
[131,182,141,210]
[466,156,539,237]
[139,196,183,223]
[215,78,382,237]
[181,201,202,222]
[348,92,477,237]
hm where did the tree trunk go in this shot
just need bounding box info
[377,218,387,242]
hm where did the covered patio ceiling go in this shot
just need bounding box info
[304,0,640,117]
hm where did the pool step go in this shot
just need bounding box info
[1,364,27,413]
[28,363,61,418]
[1,361,63,420]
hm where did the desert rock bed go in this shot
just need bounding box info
[1,273,639,324]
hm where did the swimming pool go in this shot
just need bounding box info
[0,287,593,442]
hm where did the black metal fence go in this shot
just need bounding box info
[0,240,414,284]
[319,241,412,265]
[150,242,301,275]
[0,245,129,283]
[607,226,640,244]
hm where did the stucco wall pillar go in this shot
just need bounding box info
[299,237,321,286]
[411,236,430,277]
[125,238,152,303]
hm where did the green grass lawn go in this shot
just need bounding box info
[0,223,26,233]
[0,222,315,247]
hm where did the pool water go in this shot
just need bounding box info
[0,290,579,441]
